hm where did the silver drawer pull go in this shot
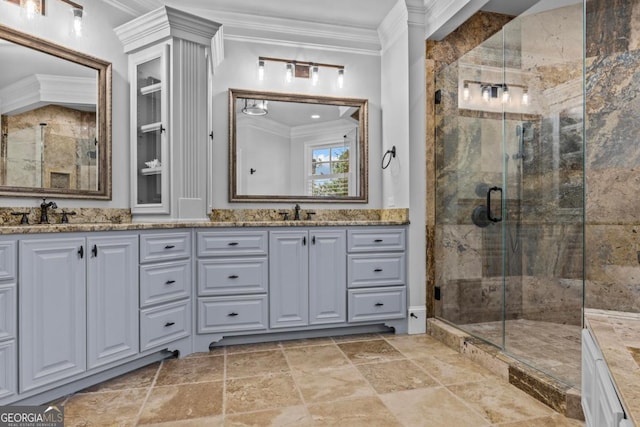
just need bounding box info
[165,280,176,285]
[164,245,175,249]
[164,321,175,327]
[228,312,239,317]
[375,302,384,307]
[374,239,383,243]
[374,268,383,272]
[228,275,239,279]
[228,242,239,246]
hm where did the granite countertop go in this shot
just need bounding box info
[0,219,409,235]
[585,309,640,426]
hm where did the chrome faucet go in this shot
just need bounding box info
[294,204,301,221]
[39,198,57,224]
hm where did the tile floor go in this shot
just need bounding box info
[463,319,582,387]
[58,333,584,426]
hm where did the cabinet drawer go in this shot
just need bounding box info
[0,240,16,282]
[348,287,406,322]
[0,285,15,341]
[197,231,268,257]
[347,228,405,252]
[198,295,268,334]
[198,258,268,296]
[348,253,405,288]
[140,300,190,351]
[140,232,191,263]
[140,260,191,307]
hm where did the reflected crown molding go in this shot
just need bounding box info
[0,74,96,115]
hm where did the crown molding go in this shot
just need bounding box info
[101,0,161,17]
[424,0,488,40]
[378,1,408,52]
[0,74,95,115]
[115,6,222,53]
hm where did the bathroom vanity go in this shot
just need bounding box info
[0,219,408,405]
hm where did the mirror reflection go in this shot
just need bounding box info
[0,24,111,199]
[229,89,368,203]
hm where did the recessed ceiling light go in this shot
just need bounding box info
[311,114,320,119]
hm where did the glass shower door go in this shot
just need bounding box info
[434,1,584,388]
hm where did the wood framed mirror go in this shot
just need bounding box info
[0,23,112,199]
[229,88,368,203]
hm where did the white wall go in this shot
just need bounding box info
[210,39,383,209]
[0,0,131,208]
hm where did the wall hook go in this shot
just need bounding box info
[250,168,257,175]
[381,146,396,169]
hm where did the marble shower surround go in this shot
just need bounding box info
[585,0,640,313]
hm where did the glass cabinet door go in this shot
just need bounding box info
[132,45,169,212]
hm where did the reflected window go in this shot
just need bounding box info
[309,143,350,196]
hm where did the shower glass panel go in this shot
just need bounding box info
[434,1,584,388]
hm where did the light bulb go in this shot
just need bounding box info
[502,85,510,103]
[311,65,319,86]
[482,86,490,102]
[72,8,83,37]
[522,89,529,105]
[22,0,37,20]
[257,60,265,81]
[337,68,344,89]
[462,82,470,101]
[285,63,293,84]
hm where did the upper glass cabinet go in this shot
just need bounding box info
[131,45,168,212]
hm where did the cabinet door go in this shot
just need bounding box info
[131,43,170,213]
[20,238,86,392]
[269,231,309,328]
[309,230,346,325]
[0,340,16,401]
[87,235,139,369]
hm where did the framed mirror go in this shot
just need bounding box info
[0,23,111,199]
[229,89,368,203]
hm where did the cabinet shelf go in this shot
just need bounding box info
[140,82,162,95]
[140,122,163,133]
[141,167,162,176]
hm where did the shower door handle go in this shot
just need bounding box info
[487,186,503,222]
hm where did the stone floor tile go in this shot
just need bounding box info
[331,333,382,343]
[137,381,223,424]
[447,378,555,424]
[412,353,496,385]
[225,341,283,354]
[385,333,459,358]
[224,406,313,426]
[138,415,224,426]
[283,344,350,372]
[280,337,334,348]
[292,366,374,403]
[356,359,439,393]
[63,388,148,427]
[380,387,490,427]
[226,374,302,414]
[227,350,289,378]
[307,396,402,426]
[496,414,585,426]
[337,339,405,364]
[155,355,224,386]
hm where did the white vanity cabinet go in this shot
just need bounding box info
[197,230,269,334]
[19,234,140,392]
[269,229,347,329]
[116,7,221,221]
[347,228,407,322]
[0,239,16,401]
[139,231,192,351]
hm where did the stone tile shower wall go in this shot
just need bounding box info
[431,6,584,326]
[585,0,640,313]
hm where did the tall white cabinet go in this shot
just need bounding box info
[116,6,222,222]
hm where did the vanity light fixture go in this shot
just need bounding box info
[21,0,38,19]
[522,88,530,105]
[466,80,527,105]
[462,82,470,101]
[256,56,345,87]
[481,85,491,102]
[502,84,510,103]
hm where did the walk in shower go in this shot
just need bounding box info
[434,1,584,387]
